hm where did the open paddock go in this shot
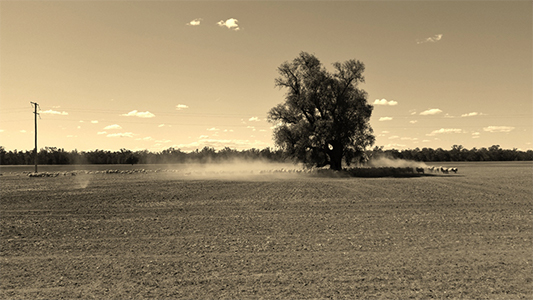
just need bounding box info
[0,162,532,298]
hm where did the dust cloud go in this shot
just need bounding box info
[366,156,429,169]
[161,159,311,181]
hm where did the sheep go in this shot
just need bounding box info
[416,167,425,174]
[450,167,458,173]
[440,167,449,174]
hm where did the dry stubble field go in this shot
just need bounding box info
[1,162,532,299]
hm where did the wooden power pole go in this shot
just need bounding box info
[30,102,40,173]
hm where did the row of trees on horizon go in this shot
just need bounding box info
[0,145,533,166]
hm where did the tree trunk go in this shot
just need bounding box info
[328,142,343,171]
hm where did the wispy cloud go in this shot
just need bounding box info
[248,117,261,122]
[206,127,220,131]
[91,120,98,124]
[106,132,134,138]
[158,124,165,128]
[417,34,443,44]
[103,124,122,130]
[122,110,155,118]
[217,18,240,30]
[426,128,463,136]
[373,99,398,106]
[97,131,107,135]
[409,120,418,124]
[176,104,189,110]
[40,109,68,115]
[186,18,202,26]
[384,143,406,149]
[379,117,393,121]
[419,108,443,116]
[388,135,399,140]
[20,130,27,133]
[461,112,484,117]
[483,126,515,133]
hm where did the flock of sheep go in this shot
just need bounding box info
[415,166,458,174]
[25,169,153,177]
[18,165,458,178]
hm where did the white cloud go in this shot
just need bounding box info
[217,18,240,30]
[247,126,256,131]
[106,132,134,138]
[40,109,68,115]
[199,135,209,139]
[121,110,155,118]
[248,117,261,122]
[379,117,393,121]
[426,128,463,136]
[104,124,122,130]
[373,99,398,106]
[483,126,515,133]
[158,124,165,128]
[0,129,4,133]
[417,34,443,44]
[384,143,406,149]
[97,131,107,135]
[461,112,484,117]
[419,108,443,116]
[20,130,27,133]
[186,18,202,26]
[176,104,189,110]
[66,135,77,138]
[409,120,418,124]
[91,120,99,124]
[206,127,220,131]
[388,135,399,140]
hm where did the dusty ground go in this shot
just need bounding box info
[1,162,532,298]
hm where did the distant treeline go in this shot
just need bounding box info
[0,145,532,165]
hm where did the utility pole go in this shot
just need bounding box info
[30,102,40,173]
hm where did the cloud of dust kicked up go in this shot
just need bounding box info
[161,159,312,181]
[366,156,429,169]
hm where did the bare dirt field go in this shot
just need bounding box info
[1,162,532,299]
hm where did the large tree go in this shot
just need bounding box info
[268,52,375,170]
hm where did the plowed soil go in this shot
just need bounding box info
[1,162,532,299]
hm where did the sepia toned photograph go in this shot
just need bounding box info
[1,0,536,298]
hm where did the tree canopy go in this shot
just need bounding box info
[268,52,375,170]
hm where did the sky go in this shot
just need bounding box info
[0,0,534,152]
